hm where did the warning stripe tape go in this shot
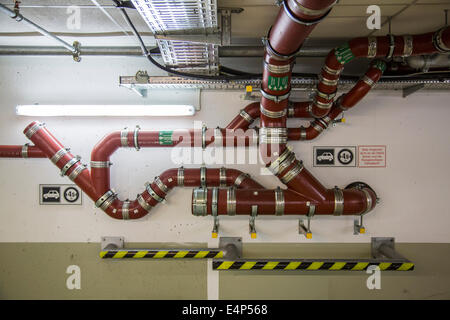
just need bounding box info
[212,261,414,271]
[100,249,224,259]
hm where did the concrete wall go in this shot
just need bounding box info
[0,55,449,299]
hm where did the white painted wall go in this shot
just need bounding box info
[0,55,449,243]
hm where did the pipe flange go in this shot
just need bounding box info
[263,60,292,74]
[121,201,130,220]
[274,186,285,216]
[90,161,112,168]
[402,35,413,57]
[201,125,207,149]
[25,122,45,139]
[226,187,236,216]
[219,167,227,187]
[200,166,207,188]
[234,173,250,187]
[239,109,254,123]
[318,73,339,86]
[362,75,375,87]
[177,166,185,186]
[315,88,337,101]
[265,37,297,61]
[68,163,87,182]
[95,190,116,208]
[51,148,69,164]
[137,194,152,212]
[280,160,304,184]
[192,188,208,216]
[60,157,80,176]
[289,0,338,17]
[323,64,342,76]
[268,145,293,175]
[120,128,129,147]
[433,27,450,53]
[21,143,29,158]
[333,187,344,216]
[260,89,291,104]
[367,37,377,58]
[133,125,141,151]
[154,176,169,193]
[260,104,287,119]
[211,187,219,217]
[282,1,333,26]
[145,183,165,203]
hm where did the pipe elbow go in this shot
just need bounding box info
[91,131,121,161]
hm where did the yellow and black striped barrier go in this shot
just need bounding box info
[100,249,224,259]
[212,260,414,271]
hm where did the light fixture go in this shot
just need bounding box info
[16,105,196,117]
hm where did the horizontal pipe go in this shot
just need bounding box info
[0,3,77,54]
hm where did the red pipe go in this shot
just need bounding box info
[192,186,376,216]
[0,144,46,158]
[311,26,450,118]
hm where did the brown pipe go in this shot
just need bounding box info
[192,186,376,216]
[311,26,450,118]
[0,144,46,158]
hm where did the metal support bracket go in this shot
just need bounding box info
[101,236,124,251]
[354,215,366,235]
[249,205,258,239]
[402,83,425,98]
[219,7,243,46]
[299,203,314,239]
[72,41,81,62]
[219,237,243,259]
[371,237,407,260]
[212,215,219,238]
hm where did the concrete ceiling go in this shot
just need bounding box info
[0,0,448,46]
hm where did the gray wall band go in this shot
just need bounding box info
[122,201,130,220]
[275,187,285,216]
[51,148,68,164]
[137,194,152,212]
[120,129,129,147]
[333,188,344,216]
[219,167,227,187]
[25,122,44,139]
[60,157,80,176]
[227,187,236,216]
[177,167,184,186]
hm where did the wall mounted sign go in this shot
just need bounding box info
[357,145,386,168]
[39,184,82,205]
[313,146,356,167]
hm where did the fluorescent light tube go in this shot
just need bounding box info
[16,105,196,117]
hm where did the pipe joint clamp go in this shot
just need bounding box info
[433,27,450,53]
[177,167,185,186]
[219,167,227,187]
[145,183,165,203]
[333,187,344,216]
[227,187,236,216]
[192,188,208,216]
[275,186,285,216]
[95,190,117,211]
[283,1,333,26]
[60,157,80,176]
[25,122,45,139]
[68,163,87,181]
[260,89,290,104]
[280,160,304,184]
